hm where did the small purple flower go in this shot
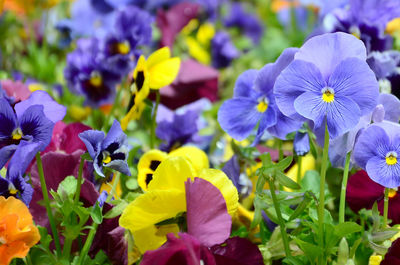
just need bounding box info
[353,121,400,188]
[274,32,379,140]
[0,91,66,172]
[294,131,310,156]
[97,190,109,207]
[211,31,239,69]
[224,3,263,44]
[79,120,131,177]
[367,51,400,79]
[218,48,302,143]
[64,38,122,107]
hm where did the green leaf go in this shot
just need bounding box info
[90,203,103,224]
[57,176,78,200]
[337,238,349,265]
[370,228,400,242]
[301,170,320,194]
[125,178,138,190]
[372,202,381,231]
[288,193,311,221]
[368,241,389,255]
[293,238,322,264]
[276,155,293,171]
[37,226,53,250]
[334,222,362,238]
[81,152,93,162]
[104,200,129,219]
[349,238,362,259]
[276,171,301,190]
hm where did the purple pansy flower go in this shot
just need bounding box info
[0,91,66,172]
[329,93,400,168]
[211,31,239,69]
[294,131,310,156]
[223,3,263,44]
[222,155,252,197]
[79,120,131,177]
[64,38,122,107]
[353,121,400,188]
[274,32,379,140]
[218,48,302,143]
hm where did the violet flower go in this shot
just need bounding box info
[211,31,239,69]
[274,32,379,140]
[79,120,131,177]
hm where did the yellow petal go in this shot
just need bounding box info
[186,36,211,65]
[284,154,315,191]
[198,169,239,216]
[100,174,122,199]
[387,18,400,35]
[147,47,171,69]
[137,150,168,191]
[132,224,179,253]
[168,146,209,174]
[197,23,215,45]
[148,156,196,192]
[149,57,181,89]
[119,189,186,232]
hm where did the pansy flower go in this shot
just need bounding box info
[121,47,181,130]
[218,48,302,143]
[64,38,122,107]
[0,196,40,265]
[79,120,131,177]
[353,121,400,188]
[119,156,238,253]
[0,90,66,173]
[274,32,379,140]
[211,31,239,69]
[137,146,209,191]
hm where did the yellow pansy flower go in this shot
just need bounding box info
[121,47,181,130]
[119,157,238,253]
[137,146,209,191]
[184,22,215,65]
[387,18,400,35]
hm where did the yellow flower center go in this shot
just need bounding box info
[386,151,398,166]
[90,71,102,87]
[12,128,23,140]
[117,41,130,55]
[389,188,398,198]
[257,99,269,113]
[9,189,18,195]
[321,87,335,103]
[103,155,112,164]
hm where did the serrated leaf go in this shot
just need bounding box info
[38,226,52,249]
[57,176,78,200]
[90,203,103,224]
[334,222,362,238]
[276,171,301,190]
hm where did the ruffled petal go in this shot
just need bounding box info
[0,98,17,138]
[102,120,126,150]
[168,146,209,174]
[328,58,379,115]
[267,110,303,140]
[293,91,327,129]
[218,98,262,141]
[78,130,105,159]
[294,32,367,80]
[0,145,17,170]
[233,69,258,98]
[379,93,400,122]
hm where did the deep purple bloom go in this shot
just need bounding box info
[0,91,66,173]
[64,38,122,107]
[353,121,400,188]
[294,131,310,156]
[156,99,210,151]
[223,3,263,44]
[211,31,239,69]
[274,32,379,140]
[218,48,302,143]
[222,155,252,197]
[382,238,400,264]
[329,93,400,168]
[367,51,400,79]
[79,120,131,177]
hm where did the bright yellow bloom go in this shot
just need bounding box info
[0,196,40,265]
[120,157,238,253]
[68,105,92,121]
[183,22,215,65]
[137,146,209,191]
[121,47,180,130]
[368,255,382,265]
[387,18,400,35]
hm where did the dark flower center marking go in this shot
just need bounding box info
[135,71,145,91]
[145,173,153,186]
[386,151,398,166]
[12,127,23,141]
[321,87,335,103]
[149,160,161,171]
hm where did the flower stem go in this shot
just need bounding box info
[35,153,62,257]
[77,174,120,265]
[318,123,329,265]
[278,140,284,161]
[150,90,161,149]
[296,155,302,184]
[383,188,389,228]
[267,178,291,258]
[339,152,351,224]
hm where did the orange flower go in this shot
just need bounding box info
[0,197,40,265]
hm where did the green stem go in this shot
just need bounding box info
[35,153,62,257]
[150,91,161,149]
[77,174,120,265]
[25,253,33,265]
[62,157,86,260]
[318,123,329,265]
[339,152,351,224]
[267,178,291,258]
[296,156,302,184]
[383,188,389,228]
[278,140,284,161]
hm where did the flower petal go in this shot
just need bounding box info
[168,146,209,174]
[119,189,186,232]
[294,91,327,129]
[274,60,326,119]
[78,130,105,159]
[328,58,379,115]
[0,145,17,170]
[132,224,180,253]
[186,177,231,247]
[379,93,400,122]
[366,156,400,188]
[102,120,126,150]
[149,57,181,89]
[0,97,17,138]
[218,98,262,141]
[294,32,367,80]
[233,69,258,98]
[267,109,302,140]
